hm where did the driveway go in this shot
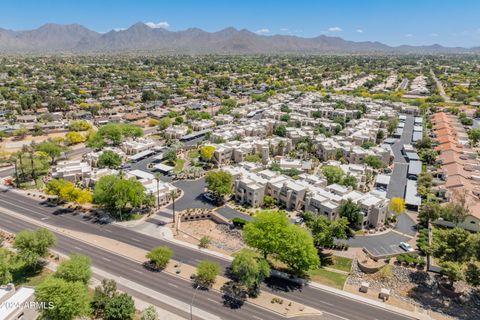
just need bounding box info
[395,213,417,236]
[387,114,414,199]
[168,178,214,211]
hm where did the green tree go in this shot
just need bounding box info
[262,195,276,208]
[341,175,358,189]
[322,166,344,185]
[306,215,349,248]
[93,175,149,220]
[338,199,363,229]
[163,149,177,163]
[35,277,91,320]
[0,249,14,285]
[87,131,106,149]
[465,261,480,287]
[14,228,56,269]
[97,150,122,168]
[195,260,220,288]
[418,197,441,225]
[387,117,399,136]
[364,155,385,169]
[140,305,159,320]
[146,246,173,270]
[278,225,320,274]
[35,141,63,164]
[105,292,136,320]
[231,250,270,291]
[205,170,233,197]
[243,210,290,258]
[92,279,118,318]
[432,227,472,263]
[440,261,464,285]
[468,128,480,146]
[274,125,287,137]
[142,90,157,102]
[158,117,172,130]
[55,254,92,285]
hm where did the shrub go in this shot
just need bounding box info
[232,218,247,229]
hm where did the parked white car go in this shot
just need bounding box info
[399,242,414,252]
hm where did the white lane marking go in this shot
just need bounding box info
[318,300,334,306]
[40,217,49,221]
[167,282,178,288]
[206,298,218,303]
[133,270,143,274]
[252,316,263,320]
[103,229,113,233]
[73,246,83,251]
[102,257,111,262]
[131,237,141,242]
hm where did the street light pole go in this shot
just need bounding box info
[190,285,199,320]
[171,189,177,229]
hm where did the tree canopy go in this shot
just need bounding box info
[35,276,91,320]
[93,175,151,220]
[205,170,233,197]
[14,228,56,268]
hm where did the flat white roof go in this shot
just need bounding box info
[129,149,155,160]
[375,174,391,185]
[153,163,174,172]
[128,169,154,180]
[0,287,35,319]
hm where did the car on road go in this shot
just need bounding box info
[399,242,414,252]
[202,192,224,205]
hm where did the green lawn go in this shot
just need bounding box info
[308,268,348,289]
[329,256,353,272]
[174,159,185,172]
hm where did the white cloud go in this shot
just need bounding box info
[430,33,439,37]
[404,33,413,38]
[327,26,342,32]
[280,28,289,32]
[256,28,270,34]
[356,29,363,33]
[145,21,170,29]
[113,28,126,32]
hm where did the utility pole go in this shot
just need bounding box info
[190,285,199,320]
[171,189,177,229]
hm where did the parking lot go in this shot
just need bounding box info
[346,213,416,256]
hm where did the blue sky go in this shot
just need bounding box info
[2,0,480,47]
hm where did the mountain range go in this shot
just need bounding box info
[0,22,477,54]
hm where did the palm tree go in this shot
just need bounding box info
[154,172,163,209]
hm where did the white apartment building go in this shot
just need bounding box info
[164,125,189,139]
[224,165,389,228]
[121,138,157,155]
[52,160,92,183]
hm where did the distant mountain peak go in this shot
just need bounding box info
[0,22,475,54]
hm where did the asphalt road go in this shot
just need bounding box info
[0,211,289,320]
[387,115,414,199]
[0,190,416,320]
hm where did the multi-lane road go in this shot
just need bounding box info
[0,190,416,320]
